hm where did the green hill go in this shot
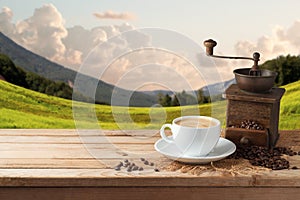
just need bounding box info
[0,32,157,107]
[0,80,299,130]
[279,80,300,130]
[0,53,74,100]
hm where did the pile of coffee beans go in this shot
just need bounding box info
[231,120,264,130]
[229,145,300,170]
[114,158,159,172]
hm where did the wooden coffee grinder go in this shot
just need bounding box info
[203,39,285,149]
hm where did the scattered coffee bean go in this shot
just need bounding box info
[127,166,132,172]
[114,158,159,173]
[229,145,297,170]
[291,166,298,170]
[115,163,122,168]
[114,166,121,171]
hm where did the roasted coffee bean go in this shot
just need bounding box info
[231,120,264,130]
[114,166,121,171]
[292,166,298,170]
[229,145,291,170]
[115,163,123,168]
[127,167,132,172]
[114,158,159,173]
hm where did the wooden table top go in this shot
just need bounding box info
[1,129,300,199]
[0,129,299,187]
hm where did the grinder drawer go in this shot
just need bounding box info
[225,127,270,148]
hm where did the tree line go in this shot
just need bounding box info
[0,54,73,100]
[260,54,300,86]
[157,90,223,107]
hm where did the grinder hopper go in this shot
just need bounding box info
[204,39,277,93]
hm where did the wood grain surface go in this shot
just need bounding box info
[0,129,299,200]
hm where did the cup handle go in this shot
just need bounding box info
[160,124,174,143]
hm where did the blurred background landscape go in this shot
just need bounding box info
[0,1,299,129]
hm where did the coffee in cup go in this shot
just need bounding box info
[176,117,217,128]
[160,116,220,156]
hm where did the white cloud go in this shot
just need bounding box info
[93,10,136,20]
[0,7,15,35]
[100,48,205,91]
[16,4,67,58]
[0,5,139,70]
[235,21,300,63]
[0,4,82,67]
[1,4,300,91]
[0,4,229,91]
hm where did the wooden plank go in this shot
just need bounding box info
[0,143,156,151]
[0,156,163,169]
[0,135,159,144]
[0,168,300,187]
[0,149,160,159]
[0,129,159,137]
[0,155,163,168]
[0,187,300,200]
[0,158,105,169]
[0,168,253,187]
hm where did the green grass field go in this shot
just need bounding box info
[279,80,300,130]
[0,80,299,130]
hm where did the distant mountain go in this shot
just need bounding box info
[0,53,75,100]
[0,32,157,106]
[0,32,76,82]
[144,79,236,100]
[142,90,174,97]
[201,79,236,97]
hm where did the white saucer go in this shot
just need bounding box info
[154,137,236,164]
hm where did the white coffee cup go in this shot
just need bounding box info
[160,116,221,156]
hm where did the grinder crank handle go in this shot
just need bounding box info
[203,39,260,62]
[203,39,261,76]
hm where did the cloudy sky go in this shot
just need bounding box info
[1,0,300,91]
